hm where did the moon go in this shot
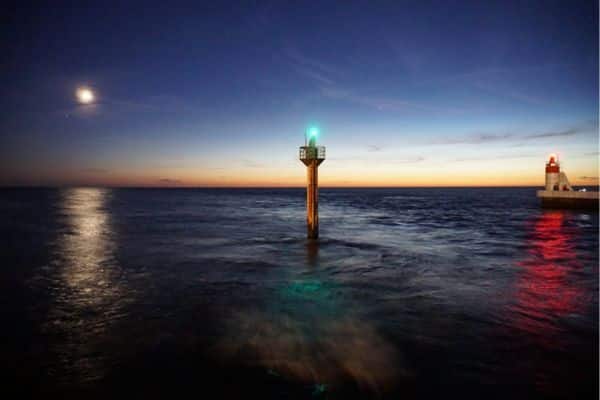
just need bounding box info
[76,87,95,104]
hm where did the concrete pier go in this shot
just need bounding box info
[537,154,599,209]
[537,190,599,209]
[300,128,325,239]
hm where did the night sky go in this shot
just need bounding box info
[2,1,598,186]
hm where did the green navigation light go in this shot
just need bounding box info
[307,126,319,146]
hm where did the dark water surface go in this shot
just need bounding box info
[1,188,598,398]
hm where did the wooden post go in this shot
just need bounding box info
[299,133,325,239]
[307,159,319,239]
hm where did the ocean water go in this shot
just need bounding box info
[1,187,598,398]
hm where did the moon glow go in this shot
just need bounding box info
[77,88,95,104]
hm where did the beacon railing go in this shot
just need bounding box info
[299,146,326,160]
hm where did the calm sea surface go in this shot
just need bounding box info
[1,188,598,398]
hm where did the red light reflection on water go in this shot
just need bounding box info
[513,211,583,341]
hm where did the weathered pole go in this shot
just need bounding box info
[299,127,325,239]
[306,159,319,238]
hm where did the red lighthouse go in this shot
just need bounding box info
[545,154,560,174]
[537,154,599,208]
[544,154,570,191]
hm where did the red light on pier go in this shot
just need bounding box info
[512,211,582,341]
[545,153,559,173]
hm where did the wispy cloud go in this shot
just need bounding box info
[433,128,580,145]
[578,176,599,181]
[158,178,182,184]
[394,156,425,164]
[294,67,334,85]
[320,87,466,114]
[367,145,382,152]
[321,87,420,112]
[330,155,425,164]
[433,133,511,145]
[472,80,545,105]
[527,128,580,139]
[452,154,537,162]
[412,63,572,106]
[82,168,110,174]
[284,47,341,76]
[284,46,339,86]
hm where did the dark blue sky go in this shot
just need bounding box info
[1,0,598,186]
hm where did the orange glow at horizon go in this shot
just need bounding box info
[1,151,597,188]
[7,170,597,188]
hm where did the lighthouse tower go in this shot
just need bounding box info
[299,127,325,239]
[545,154,560,191]
[537,154,598,208]
[545,154,572,191]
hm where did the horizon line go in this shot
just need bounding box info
[4,184,598,189]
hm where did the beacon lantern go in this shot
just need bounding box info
[299,126,326,239]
